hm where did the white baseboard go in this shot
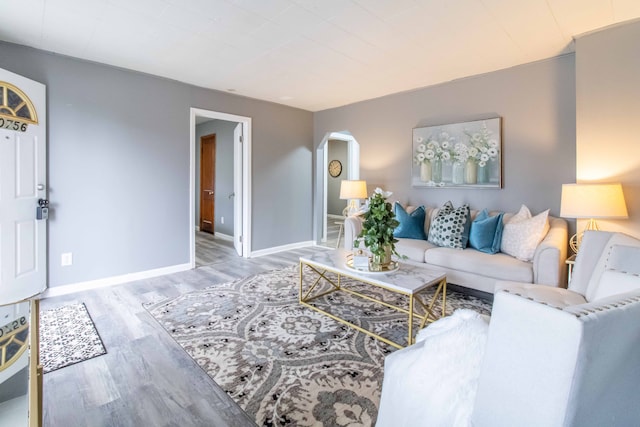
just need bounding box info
[214,232,234,241]
[250,240,315,258]
[41,262,192,298]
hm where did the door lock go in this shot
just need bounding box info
[36,199,49,220]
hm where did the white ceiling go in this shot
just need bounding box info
[1,0,639,112]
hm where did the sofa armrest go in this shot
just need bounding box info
[532,216,568,287]
[343,215,363,250]
[559,290,640,427]
[474,289,640,427]
[471,290,583,427]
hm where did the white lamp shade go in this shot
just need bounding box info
[560,183,628,219]
[339,180,368,200]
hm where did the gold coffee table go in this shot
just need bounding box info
[299,249,447,349]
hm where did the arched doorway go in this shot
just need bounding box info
[316,131,360,247]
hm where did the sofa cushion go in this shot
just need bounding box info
[393,202,427,240]
[581,234,640,301]
[469,210,504,254]
[425,247,534,283]
[427,201,471,249]
[395,238,435,263]
[591,245,640,301]
[603,243,640,276]
[592,270,640,301]
[501,205,550,261]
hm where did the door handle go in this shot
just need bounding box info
[36,199,49,220]
[204,189,214,195]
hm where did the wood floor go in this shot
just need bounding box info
[194,218,340,268]
[317,217,343,250]
[41,233,331,427]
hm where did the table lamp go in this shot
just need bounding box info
[560,183,628,253]
[340,180,368,216]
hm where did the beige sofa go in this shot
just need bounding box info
[343,206,568,294]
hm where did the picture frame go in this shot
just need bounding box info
[411,117,502,189]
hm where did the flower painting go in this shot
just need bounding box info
[412,117,502,188]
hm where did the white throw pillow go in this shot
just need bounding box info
[500,205,550,261]
[377,309,489,427]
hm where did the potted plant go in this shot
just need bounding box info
[353,188,401,271]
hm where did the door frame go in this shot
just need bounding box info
[189,108,252,265]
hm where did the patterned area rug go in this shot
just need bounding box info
[40,302,106,373]
[145,266,492,426]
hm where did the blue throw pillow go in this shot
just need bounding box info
[393,203,427,240]
[469,209,504,254]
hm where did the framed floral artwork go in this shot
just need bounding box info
[412,117,502,188]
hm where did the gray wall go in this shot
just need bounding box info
[576,20,640,238]
[0,41,313,288]
[195,119,235,236]
[327,139,349,216]
[314,55,577,241]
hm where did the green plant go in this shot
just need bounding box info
[353,188,401,258]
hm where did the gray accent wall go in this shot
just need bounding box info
[327,139,349,216]
[0,41,313,288]
[576,20,640,238]
[195,119,235,236]
[314,55,577,241]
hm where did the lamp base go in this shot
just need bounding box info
[569,233,581,254]
[569,219,600,254]
[343,200,360,217]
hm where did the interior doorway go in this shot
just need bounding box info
[317,131,361,248]
[190,108,252,266]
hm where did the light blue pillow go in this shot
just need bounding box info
[393,203,427,240]
[469,209,504,254]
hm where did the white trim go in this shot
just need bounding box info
[190,108,252,266]
[250,241,317,258]
[347,139,360,180]
[190,112,196,268]
[214,232,234,241]
[233,122,243,256]
[322,147,328,242]
[41,263,191,298]
[243,119,252,257]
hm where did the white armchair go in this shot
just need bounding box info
[377,230,640,427]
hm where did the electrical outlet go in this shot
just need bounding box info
[221,216,224,224]
[61,252,73,266]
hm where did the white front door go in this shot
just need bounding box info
[0,68,47,305]
[233,123,243,257]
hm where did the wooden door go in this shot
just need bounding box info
[200,134,216,233]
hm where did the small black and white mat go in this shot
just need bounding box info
[40,302,106,373]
